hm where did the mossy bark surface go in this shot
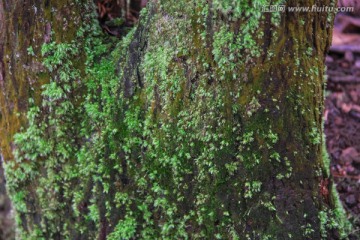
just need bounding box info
[0,0,351,239]
[0,0,94,238]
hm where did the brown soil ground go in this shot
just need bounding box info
[325,12,360,238]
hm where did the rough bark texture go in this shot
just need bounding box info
[0,1,14,239]
[0,0,91,238]
[0,161,13,240]
[0,0,352,239]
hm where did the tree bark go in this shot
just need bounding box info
[0,0,352,239]
[0,0,91,238]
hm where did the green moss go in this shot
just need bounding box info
[3,0,349,239]
[318,200,352,240]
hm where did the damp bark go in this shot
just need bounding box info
[0,0,351,239]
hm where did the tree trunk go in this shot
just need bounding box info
[0,0,352,239]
